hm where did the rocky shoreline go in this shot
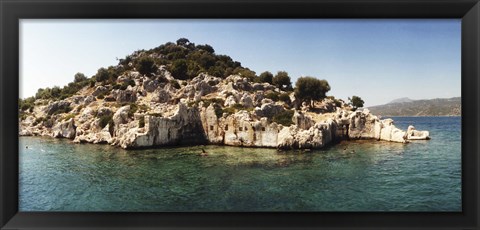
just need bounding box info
[19,72,430,150]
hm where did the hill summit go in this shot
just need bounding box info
[19,38,429,149]
[388,97,414,104]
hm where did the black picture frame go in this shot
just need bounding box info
[1,0,479,229]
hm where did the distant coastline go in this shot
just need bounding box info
[368,97,461,117]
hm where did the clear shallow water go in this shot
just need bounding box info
[19,117,461,212]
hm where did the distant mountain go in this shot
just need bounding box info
[368,97,461,117]
[388,97,414,104]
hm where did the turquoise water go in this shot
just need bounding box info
[19,117,461,212]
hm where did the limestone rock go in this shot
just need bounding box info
[118,104,207,149]
[92,86,108,97]
[379,119,407,143]
[407,125,430,140]
[293,111,315,130]
[113,105,131,127]
[97,107,112,117]
[78,107,96,123]
[70,96,85,105]
[224,95,238,107]
[83,95,95,105]
[254,103,285,118]
[143,79,159,92]
[240,94,254,109]
[44,101,71,115]
[200,105,224,144]
[51,118,76,139]
[112,89,137,103]
[152,89,171,103]
[195,81,215,96]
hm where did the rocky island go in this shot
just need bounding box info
[19,39,430,149]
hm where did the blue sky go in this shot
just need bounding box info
[20,19,460,106]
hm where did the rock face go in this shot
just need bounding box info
[406,125,431,140]
[115,104,207,149]
[254,103,284,118]
[277,121,335,149]
[44,101,71,115]
[112,89,137,103]
[19,68,426,150]
[52,118,76,139]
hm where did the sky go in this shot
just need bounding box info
[20,19,461,107]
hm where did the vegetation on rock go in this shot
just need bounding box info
[273,110,295,126]
[272,71,292,91]
[257,71,273,84]
[294,77,330,108]
[348,96,365,111]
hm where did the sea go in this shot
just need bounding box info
[19,116,461,212]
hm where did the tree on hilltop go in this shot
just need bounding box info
[74,73,87,83]
[258,71,273,84]
[294,76,330,108]
[348,96,365,110]
[176,38,190,46]
[196,44,215,54]
[273,71,292,91]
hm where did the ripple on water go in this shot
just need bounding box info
[19,117,461,212]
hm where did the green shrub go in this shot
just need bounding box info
[208,80,217,86]
[213,105,223,118]
[74,73,88,83]
[120,84,128,90]
[52,106,72,115]
[224,92,234,98]
[196,44,215,53]
[62,113,76,121]
[128,103,138,118]
[135,56,158,76]
[232,103,244,110]
[333,99,342,108]
[187,101,198,107]
[265,92,280,101]
[279,93,291,103]
[222,107,236,115]
[95,66,120,84]
[19,97,35,111]
[19,113,28,120]
[202,98,225,108]
[258,71,273,84]
[76,104,85,111]
[148,113,162,117]
[169,80,181,89]
[234,68,256,81]
[95,68,110,82]
[99,114,114,128]
[138,116,145,128]
[138,104,150,112]
[273,110,294,126]
[33,116,47,126]
[170,59,189,80]
[112,84,121,90]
